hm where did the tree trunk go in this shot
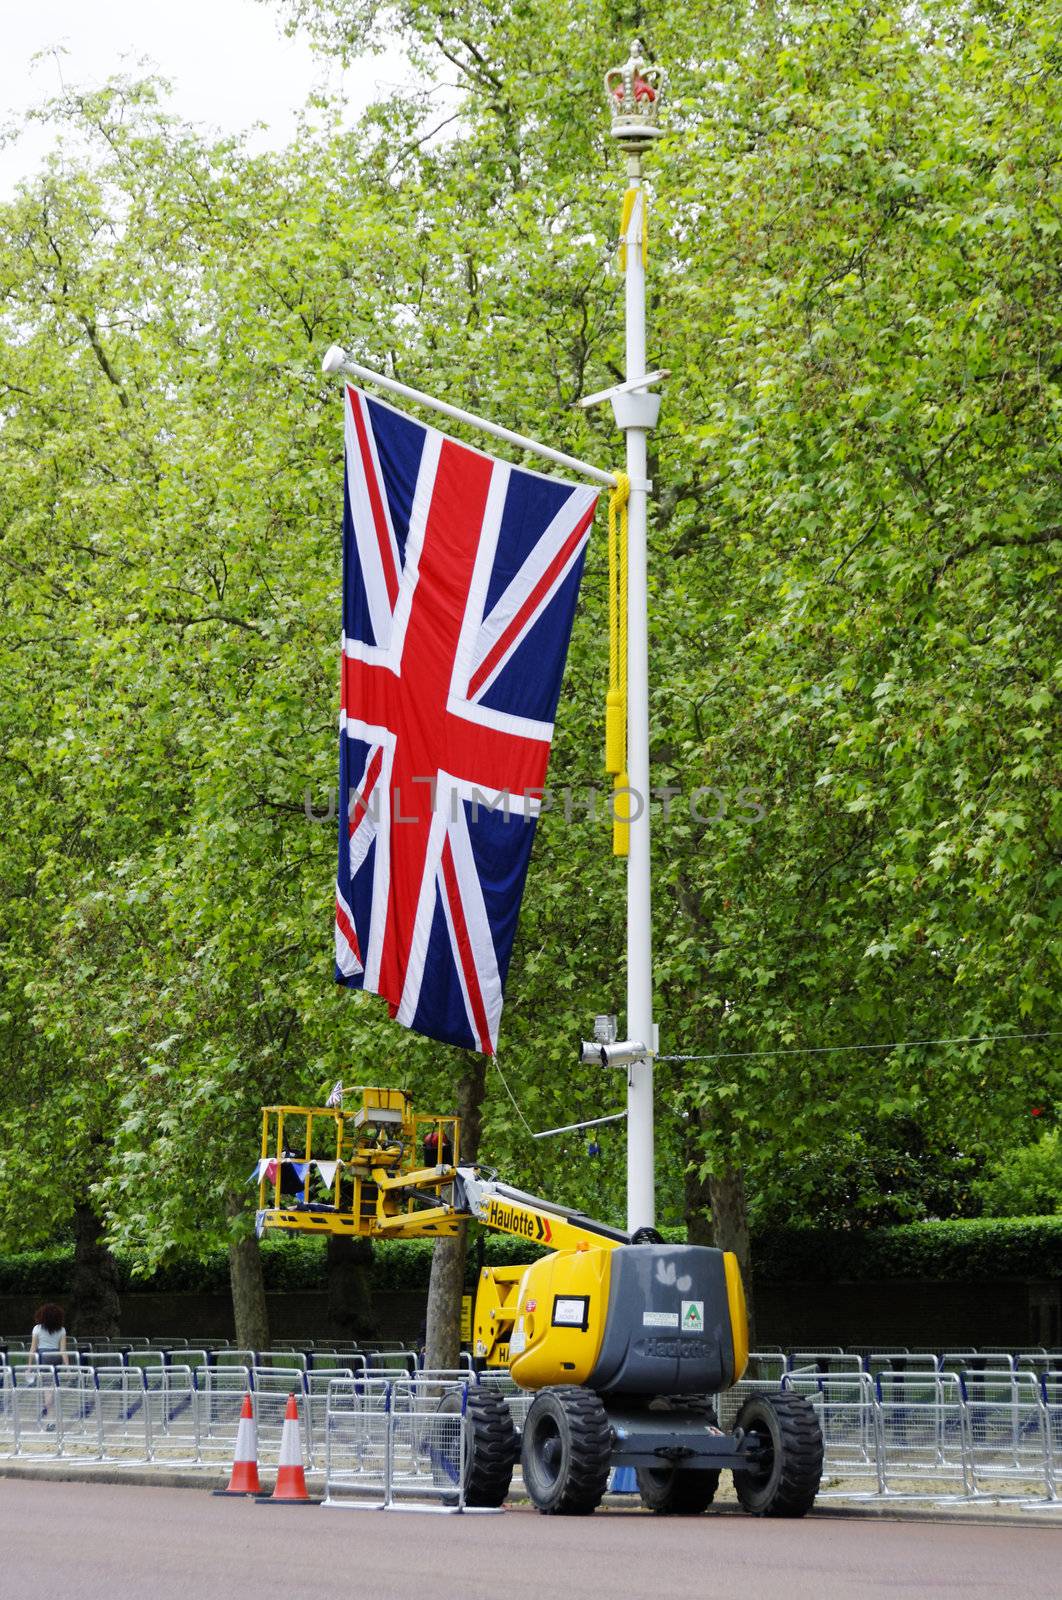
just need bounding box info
[228,1227,270,1351]
[69,1202,121,1337]
[424,1227,468,1370]
[327,1234,378,1343]
[708,1165,756,1348]
[424,1057,487,1370]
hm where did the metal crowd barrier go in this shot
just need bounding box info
[194,1364,253,1461]
[251,1366,310,1453]
[478,1370,533,1430]
[786,1371,881,1492]
[875,1370,969,1499]
[145,1365,199,1464]
[322,1374,477,1512]
[2,1345,1060,1505]
[963,1370,1051,1499]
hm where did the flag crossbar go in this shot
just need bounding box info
[532,1110,629,1140]
[322,345,618,489]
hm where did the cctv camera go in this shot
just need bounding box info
[580,1039,648,1068]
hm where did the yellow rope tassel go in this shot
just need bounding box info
[607,472,630,857]
[612,773,632,858]
[618,187,649,272]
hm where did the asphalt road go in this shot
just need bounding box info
[1,1479,1058,1600]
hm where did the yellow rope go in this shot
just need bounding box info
[618,187,649,272]
[607,472,631,857]
[610,180,646,858]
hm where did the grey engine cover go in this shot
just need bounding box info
[586,1244,736,1397]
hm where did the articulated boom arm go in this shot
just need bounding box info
[458,1171,627,1253]
[254,1089,750,1396]
[457,1172,630,1370]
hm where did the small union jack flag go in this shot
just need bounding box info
[335,385,598,1054]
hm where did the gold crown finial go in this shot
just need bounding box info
[605,38,665,147]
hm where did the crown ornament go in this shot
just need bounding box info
[605,39,665,146]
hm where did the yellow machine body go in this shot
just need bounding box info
[255,1089,749,1395]
[474,1243,748,1392]
[502,1247,613,1388]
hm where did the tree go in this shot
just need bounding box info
[1,0,1058,1346]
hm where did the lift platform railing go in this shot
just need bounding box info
[257,1091,462,1240]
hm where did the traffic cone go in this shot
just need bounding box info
[213,1393,261,1497]
[258,1393,317,1505]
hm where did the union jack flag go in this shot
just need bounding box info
[335,385,599,1054]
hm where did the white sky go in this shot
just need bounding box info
[0,0,419,196]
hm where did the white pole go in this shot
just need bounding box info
[618,152,657,1234]
[322,346,617,489]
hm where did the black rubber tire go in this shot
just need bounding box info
[636,1397,721,1514]
[432,1388,518,1507]
[732,1391,823,1517]
[636,1463,720,1513]
[520,1386,612,1515]
[635,1395,721,1514]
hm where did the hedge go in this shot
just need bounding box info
[0,1217,1059,1299]
[752,1217,1062,1284]
[0,1232,555,1298]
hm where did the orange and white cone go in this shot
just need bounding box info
[259,1392,317,1505]
[213,1393,260,1497]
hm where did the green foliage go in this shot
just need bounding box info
[754,1216,1062,1284]
[975,1130,1062,1218]
[0,0,1058,1282]
[3,1217,1055,1296]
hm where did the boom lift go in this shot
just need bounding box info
[256,1088,823,1515]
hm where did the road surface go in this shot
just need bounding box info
[1,1479,1057,1599]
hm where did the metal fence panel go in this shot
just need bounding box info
[53,1369,102,1458]
[251,1367,308,1455]
[321,1377,473,1513]
[127,1350,166,1373]
[175,1350,210,1372]
[316,1350,368,1376]
[255,1350,308,1372]
[323,1377,393,1509]
[789,1353,865,1377]
[1019,1353,1062,1377]
[145,1366,199,1464]
[963,1370,1049,1499]
[866,1352,938,1377]
[9,1364,74,1456]
[95,1367,150,1463]
[195,1365,252,1461]
[212,1349,257,1370]
[784,1371,881,1489]
[305,1368,356,1467]
[389,1373,467,1495]
[477,1371,532,1431]
[390,1387,467,1511]
[877,1371,969,1498]
[716,1356,788,1431]
[1042,1373,1062,1501]
[0,1364,13,1455]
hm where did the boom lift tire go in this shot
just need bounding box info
[636,1463,720,1514]
[521,1386,612,1515]
[731,1391,823,1517]
[636,1398,721,1514]
[432,1388,518,1507]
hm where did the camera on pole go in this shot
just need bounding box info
[580,1038,648,1069]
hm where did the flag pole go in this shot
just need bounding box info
[321,347,617,489]
[606,41,665,1233]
